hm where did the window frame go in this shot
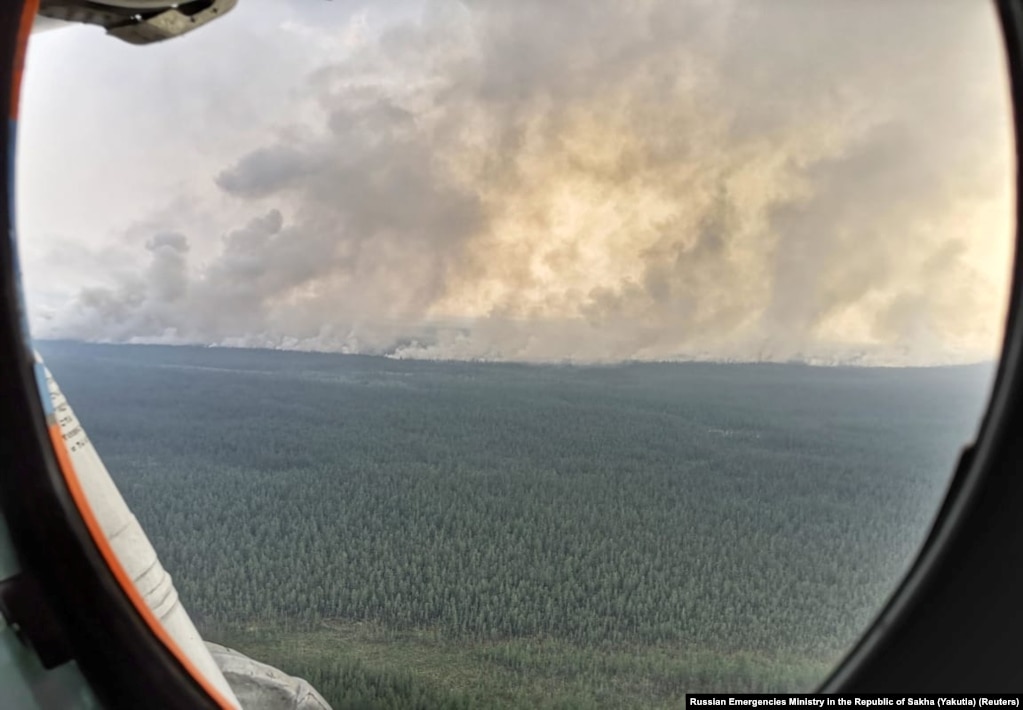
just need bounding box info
[0,1,1018,703]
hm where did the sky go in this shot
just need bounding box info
[16,0,1016,365]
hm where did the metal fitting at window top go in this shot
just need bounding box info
[36,0,237,45]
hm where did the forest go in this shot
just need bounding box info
[36,340,993,708]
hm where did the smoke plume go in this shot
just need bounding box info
[31,0,1014,364]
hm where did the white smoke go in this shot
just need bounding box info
[28,0,1014,365]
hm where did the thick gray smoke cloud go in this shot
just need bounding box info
[39,0,1014,364]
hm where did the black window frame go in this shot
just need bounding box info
[0,2,1018,706]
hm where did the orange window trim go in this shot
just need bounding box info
[47,425,237,709]
[11,0,37,118]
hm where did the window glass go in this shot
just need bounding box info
[20,1,1014,706]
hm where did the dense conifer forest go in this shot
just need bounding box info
[37,341,992,708]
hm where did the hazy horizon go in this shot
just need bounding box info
[33,337,1003,370]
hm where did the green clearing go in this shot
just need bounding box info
[209,621,830,709]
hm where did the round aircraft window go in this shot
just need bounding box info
[16,1,1015,706]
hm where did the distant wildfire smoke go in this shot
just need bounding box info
[34,0,1014,365]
